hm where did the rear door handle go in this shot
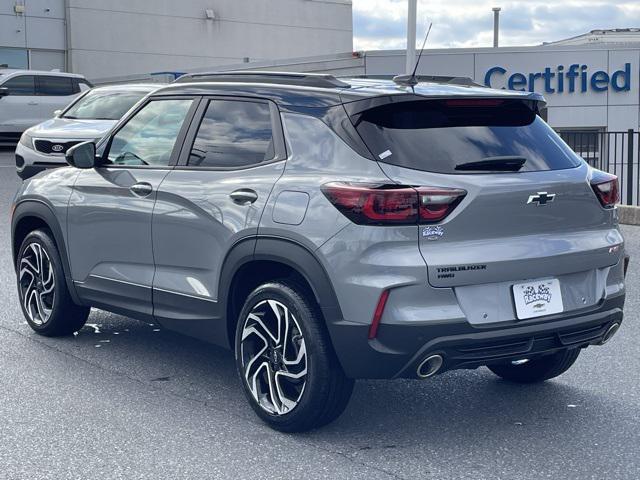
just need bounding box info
[229,189,258,205]
[130,182,153,197]
[27,102,38,106]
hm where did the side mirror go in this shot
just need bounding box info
[0,87,9,98]
[66,141,97,169]
[53,109,62,117]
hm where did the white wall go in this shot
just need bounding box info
[67,0,353,79]
[0,0,65,70]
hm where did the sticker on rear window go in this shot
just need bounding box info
[378,149,392,160]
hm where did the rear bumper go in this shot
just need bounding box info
[329,293,625,379]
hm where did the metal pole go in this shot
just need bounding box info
[627,129,634,205]
[492,7,501,48]
[64,0,71,72]
[406,0,417,74]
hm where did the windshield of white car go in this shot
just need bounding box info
[62,90,147,121]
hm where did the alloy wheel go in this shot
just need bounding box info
[19,242,55,325]
[240,299,308,415]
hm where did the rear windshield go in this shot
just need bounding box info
[351,99,582,173]
[63,90,148,120]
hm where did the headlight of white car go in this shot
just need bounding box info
[19,131,34,150]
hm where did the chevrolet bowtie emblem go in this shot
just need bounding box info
[527,192,556,206]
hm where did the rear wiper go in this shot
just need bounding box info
[455,156,527,172]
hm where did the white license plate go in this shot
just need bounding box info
[512,278,563,320]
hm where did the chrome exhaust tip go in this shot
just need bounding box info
[416,354,444,379]
[600,322,620,345]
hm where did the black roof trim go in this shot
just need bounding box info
[173,71,351,89]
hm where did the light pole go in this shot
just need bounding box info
[406,0,417,74]
[493,7,501,48]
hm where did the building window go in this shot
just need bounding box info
[0,48,29,69]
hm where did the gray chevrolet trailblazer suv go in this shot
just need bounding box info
[11,72,626,432]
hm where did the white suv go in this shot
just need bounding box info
[0,69,92,145]
[16,83,158,179]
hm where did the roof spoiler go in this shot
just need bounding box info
[344,93,547,117]
[392,74,485,88]
[174,71,351,89]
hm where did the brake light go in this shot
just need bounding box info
[590,170,619,208]
[444,99,505,107]
[321,182,466,225]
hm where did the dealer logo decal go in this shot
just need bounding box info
[523,285,552,308]
[422,225,444,240]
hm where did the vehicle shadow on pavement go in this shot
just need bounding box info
[39,309,625,451]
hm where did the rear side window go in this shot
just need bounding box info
[2,75,35,95]
[188,99,275,168]
[352,99,582,173]
[38,76,74,96]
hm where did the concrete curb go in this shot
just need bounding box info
[618,205,640,225]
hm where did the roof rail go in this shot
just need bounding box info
[173,71,351,88]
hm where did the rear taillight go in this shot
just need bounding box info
[590,170,619,208]
[416,187,466,222]
[321,182,466,225]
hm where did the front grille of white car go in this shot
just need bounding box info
[33,139,84,156]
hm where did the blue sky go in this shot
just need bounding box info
[352,1,640,50]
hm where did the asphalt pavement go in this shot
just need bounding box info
[0,147,638,480]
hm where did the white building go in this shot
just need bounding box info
[0,0,353,79]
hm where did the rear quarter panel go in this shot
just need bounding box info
[258,112,390,249]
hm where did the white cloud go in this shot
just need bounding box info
[353,0,640,51]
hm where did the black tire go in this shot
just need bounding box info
[16,229,90,336]
[235,279,354,432]
[487,348,581,383]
